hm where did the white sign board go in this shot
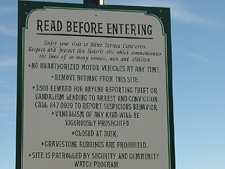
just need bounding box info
[17,2,174,169]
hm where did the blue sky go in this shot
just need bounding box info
[1,0,225,169]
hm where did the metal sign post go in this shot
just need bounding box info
[84,0,105,5]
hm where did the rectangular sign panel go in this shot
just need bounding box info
[17,1,175,169]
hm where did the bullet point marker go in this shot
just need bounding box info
[72,131,75,135]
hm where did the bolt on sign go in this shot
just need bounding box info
[17,1,175,169]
